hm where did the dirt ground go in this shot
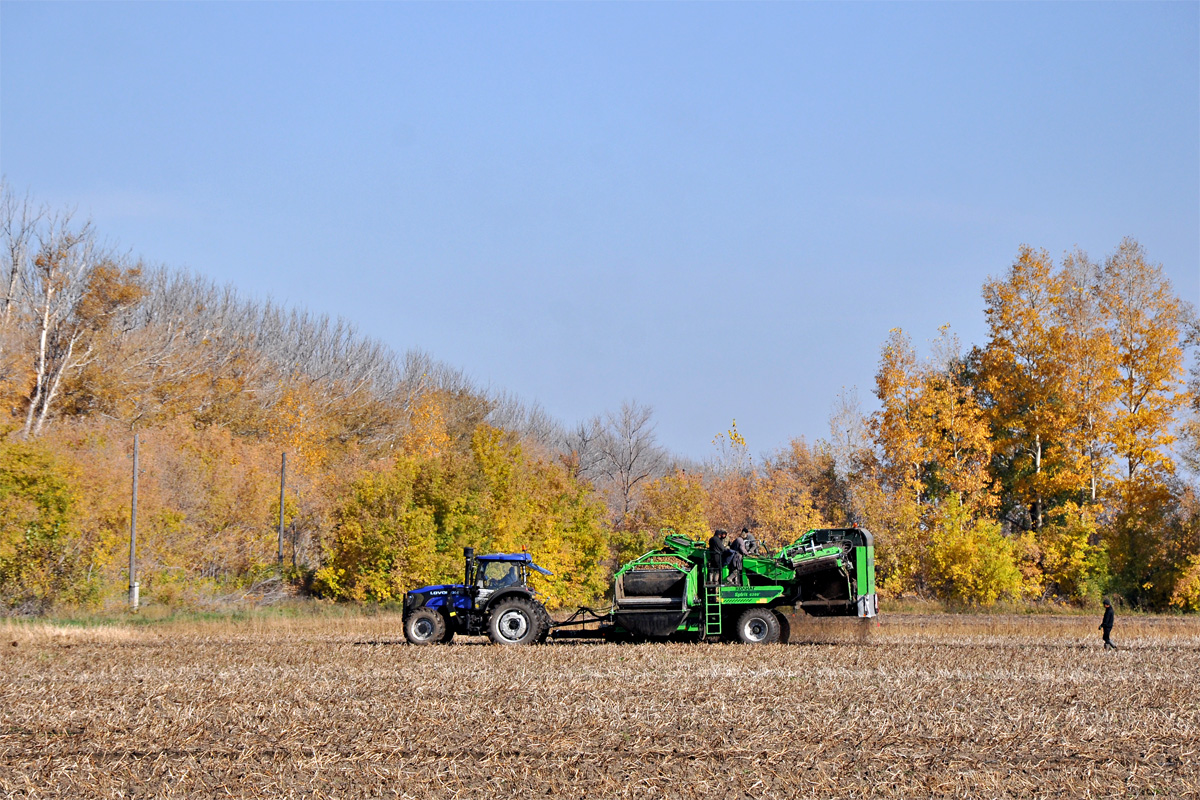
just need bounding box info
[2,613,1197,799]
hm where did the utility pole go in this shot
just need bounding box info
[278,452,287,570]
[129,433,139,612]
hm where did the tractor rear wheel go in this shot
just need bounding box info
[487,597,546,646]
[404,608,447,645]
[535,604,553,644]
[735,607,781,645]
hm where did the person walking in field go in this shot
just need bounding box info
[1100,598,1116,650]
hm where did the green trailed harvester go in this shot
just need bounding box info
[558,528,877,644]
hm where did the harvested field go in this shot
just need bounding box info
[2,613,1198,799]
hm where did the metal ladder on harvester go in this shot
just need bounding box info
[703,579,722,638]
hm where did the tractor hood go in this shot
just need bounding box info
[476,553,554,576]
[407,583,465,595]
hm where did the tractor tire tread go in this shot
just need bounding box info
[487,596,547,646]
[773,609,792,645]
[404,608,447,646]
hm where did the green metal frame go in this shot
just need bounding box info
[612,528,878,638]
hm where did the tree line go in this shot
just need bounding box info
[0,186,1196,613]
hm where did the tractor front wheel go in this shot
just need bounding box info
[404,608,447,645]
[487,597,546,646]
[735,607,781,645]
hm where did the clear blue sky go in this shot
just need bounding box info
[3,2,1197,460]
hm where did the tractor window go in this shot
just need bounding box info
[480,562,521,589]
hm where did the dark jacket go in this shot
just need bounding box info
[708,534,728,555]
[1100,606,1114,631]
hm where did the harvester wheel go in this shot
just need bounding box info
[773,610,791,644]
[487,597,546,646]
[404,608,447,645]
[735,608,781,645]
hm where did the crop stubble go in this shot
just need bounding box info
[1,615,1197,799]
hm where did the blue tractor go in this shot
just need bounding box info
[402,547,555,646]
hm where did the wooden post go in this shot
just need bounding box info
[129,433,139,611]
[278,452,287,569]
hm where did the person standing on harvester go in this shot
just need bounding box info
[731,527,758,557]
[708,529,738,583]
[1100,598,1116,650]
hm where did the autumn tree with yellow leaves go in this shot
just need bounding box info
[865,326,1009,601]
[315,425,607,608]
[852,240,1195,607]
[978,247,1074,530]
[752,439,845,550]
[1098,239,1193,605]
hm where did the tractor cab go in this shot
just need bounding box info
[471,553,551,605]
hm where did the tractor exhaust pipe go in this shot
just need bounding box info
[464,547,475,586]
